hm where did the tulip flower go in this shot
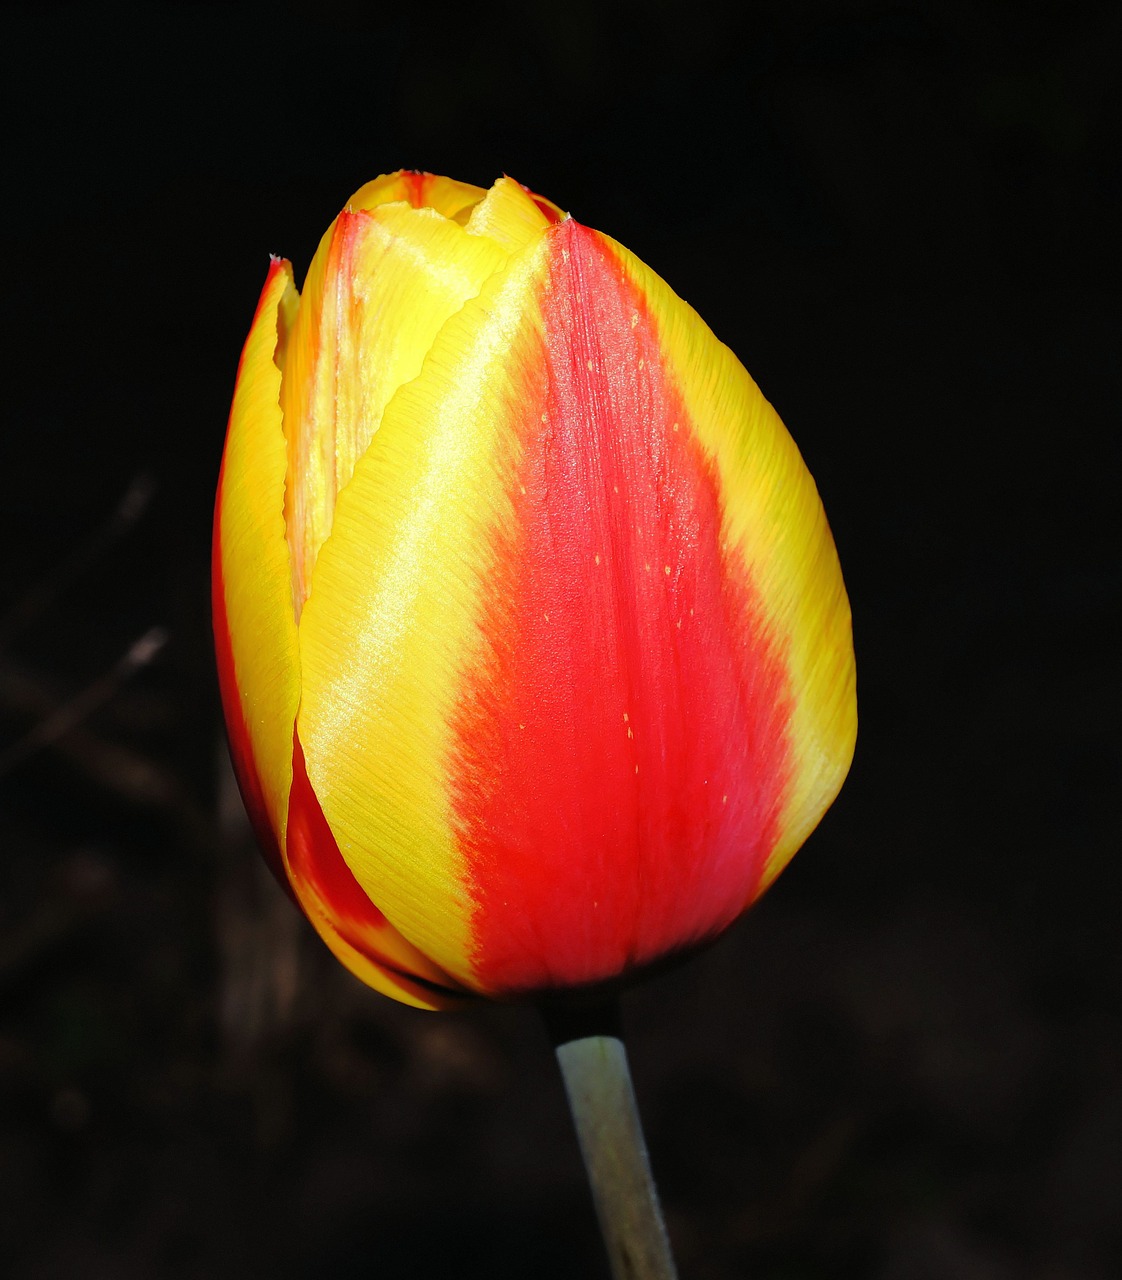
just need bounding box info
[215,170,855,1277]
[214,170,855,1013]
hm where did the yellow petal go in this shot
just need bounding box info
[215,259,301,847]
[295,233,554,986]
[280,202,512,613]
[463,176,554,253]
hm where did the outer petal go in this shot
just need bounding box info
[214,258,301,865]
[215,264,476,1011]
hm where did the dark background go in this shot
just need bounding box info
[1,2,1118,1277]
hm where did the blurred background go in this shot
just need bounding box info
[1,1,1118,1276]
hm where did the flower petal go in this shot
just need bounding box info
[347,170,488,220]
[445,221,808,992]
[294,236,557,987]
[599,233,857,890]
[214,259,301,866]
[463,176,555,253]
[280,202,512,612]
[285,735,472,1010]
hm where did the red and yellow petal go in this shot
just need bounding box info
[452,222,804,993]
[348,170,488,221]
[214,258,301,865]
[285,735,472,1010]
[215,260,478,1010]
[602,234,857,889]
[296,216,853,997]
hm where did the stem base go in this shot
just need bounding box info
[549,1004,678,1280]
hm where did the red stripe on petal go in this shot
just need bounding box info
[451,222,793,995]
[529,195,564,224]
[401,170,430,208]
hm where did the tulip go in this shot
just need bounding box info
[213,171,856,1014]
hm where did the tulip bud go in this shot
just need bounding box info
[214,172,856,1010]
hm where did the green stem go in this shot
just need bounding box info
[546,1001,679,1280]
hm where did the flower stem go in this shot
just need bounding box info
[545,1000,679,1280]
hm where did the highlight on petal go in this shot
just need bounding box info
[279,201,511,614]
[214,258,301,862]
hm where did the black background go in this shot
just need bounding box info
[1,2,1118,1277]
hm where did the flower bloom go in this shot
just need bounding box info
[213,172,856,1010]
